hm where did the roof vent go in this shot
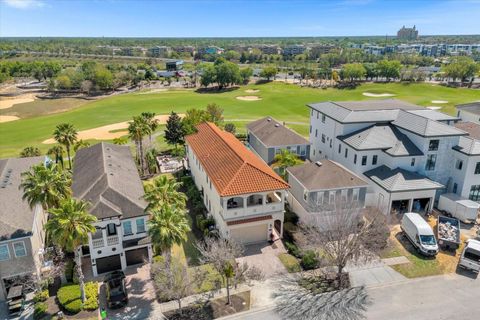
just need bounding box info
[315,161,323,167]
[275,123,280,127]
[267,118,272,122]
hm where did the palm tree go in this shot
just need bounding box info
[143,175,187,210]
[73,139,90,152]
[53,123,78,170]
[46,198,97,303]
[145,148,159,175]
[128,116,151,175]
[273,149,302,179]
[47,145,65,168]
[148,205,190,269]
[141,112,159,143]
[20,146,41,158]
[20,163,71,211]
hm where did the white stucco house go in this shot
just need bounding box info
[457,102,480,125]
[72,143,152,277]
[185,122,290,244]
[308,99,480,215]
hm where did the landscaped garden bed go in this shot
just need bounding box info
[57,282,98,314]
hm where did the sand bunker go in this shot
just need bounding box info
[245,89,260,93]
[236,96,262,101]
[0,94,36,109]
[427,106,442,110]
[42,114,183,144]
[431,100,448,104]
[362,92,396,97]
[0,116,20,123]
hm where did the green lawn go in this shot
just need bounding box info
[1,82,479,157]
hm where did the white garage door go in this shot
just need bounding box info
[230,223,268,244]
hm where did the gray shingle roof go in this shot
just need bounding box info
[406,109,459,122]
[454,122,480,140]
[453,136,480,155]
[392,110,467,137]
[0,156,44,240]
[338,124,423,156]
[308,99,423,123]
[247,117,309,147]
[287,160,368,191]
[364,165,444,192]
[457,102,480,116]
[72,142,147,220]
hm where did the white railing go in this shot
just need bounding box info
[107,235,119,246]
[92,238,104,249]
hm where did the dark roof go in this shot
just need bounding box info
[453,136,480,155]
[406,109,459,122]
[287,160,368,191]
[338,124,423,157]
[327,99,421,111]
[364,165,444,192]
[457,102,480,116]
[392,110,466,137]
[0,156,44,240]
[247,117,309,147]
[454,121,480,140]
[72,143,148,220]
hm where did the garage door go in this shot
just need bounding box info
[230,223,268,244]
[96,254,121,275]
[125,247,149,266]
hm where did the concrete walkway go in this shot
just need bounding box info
[382,256,410,266]
[346,260,407,288]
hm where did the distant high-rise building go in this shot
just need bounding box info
[397,25,419,40]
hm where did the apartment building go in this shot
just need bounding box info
[72,143,152,277]
[0,157,47,301]
[185,122,289,244]
[307,99,480,215]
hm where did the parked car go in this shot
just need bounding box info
[438,193,480,223]
[401,212,439,256]
[458,239,480,273]
[104,271,128,309]
[437,215,461,250]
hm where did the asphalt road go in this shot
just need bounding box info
[226,270,480,320]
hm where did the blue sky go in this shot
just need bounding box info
[1,0,479,37]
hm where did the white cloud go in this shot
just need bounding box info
[2,0,45,9]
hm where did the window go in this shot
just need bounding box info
[352,188,359,202]
[13,242,26,257]
[428,140,439,151]
[0,244,10,261]
[453,183,458,194]
[322,114,326,123]
[107,223,117,236]
[411,158,415,167]
[341,189,348,202]
[136,218,146,233]
[469,185,480,201]
[329,191,335,204]
[372,155,378,165]
[330,140,332,148]
[123,221,133,235]
[315,129,318,137]
[311,109,313,116]
[338,144,342,154]
[455,159,463,170]
[344,148,348,158]
[316,192,324,205]
[275,148,282,155]
[309,125,312,133]
[316,111,319,119]
[321,134,325,143]
[361,156,367,166]
[425,154,437,171]
[354,154,357,164]
[475,162,480,174]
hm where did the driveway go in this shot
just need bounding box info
[346,260,407,287]
[236,241,287,277]
[99,263,164,320]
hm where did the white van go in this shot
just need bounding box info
[401,212,439,256]
[459,239,480,273]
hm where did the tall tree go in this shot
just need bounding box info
[143,175,187,211]
[260,66,278,81]
[205,103,224,126]
[128,115,151,175]
[164,111,185,151]
[73,139,90,152]
[45,198,97,303]
[47,145,65,168]
[20,146,41,158]
[53,123,78,170]
[141,112,159,143]
[181,108,209,135]
[20,163,71,211]
[273,149,302,179]
[148,205,190,270]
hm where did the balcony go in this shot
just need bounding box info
[92,238,104,249]
[223,191,284,219]
[106,235,119,246]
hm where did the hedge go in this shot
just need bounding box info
[34,302,47,320]
[33,289,49,303]
[57,282,98,314]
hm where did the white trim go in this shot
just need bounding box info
[0,243,10,261]
[12,241,27,258]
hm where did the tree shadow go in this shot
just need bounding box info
[195,86,240,94]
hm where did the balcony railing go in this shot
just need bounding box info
[92,238,104,249]
[106,235,119,246]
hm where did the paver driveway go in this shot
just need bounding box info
[236,241,287,277]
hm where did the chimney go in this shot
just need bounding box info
[315,161,322,167]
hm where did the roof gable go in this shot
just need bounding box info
[247,117,309,147]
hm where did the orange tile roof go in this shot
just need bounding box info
[185,122,289,197]
[226,215,273,226]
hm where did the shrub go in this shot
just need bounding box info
[285,241,302,259]
[83,282,99,311]
[301,250,320,270]
[235,133,247,141]
[279,253,301,273]
[196,214,205,230]
[283,222,297,242]
[57,284,82,314]
[33,289,49,303]
[284,210,299,225]
[34,302,47,319]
